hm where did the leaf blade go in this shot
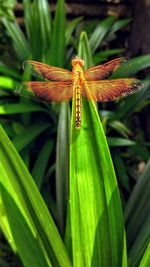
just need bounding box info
[70,31,127,267]
[0,125,72,267]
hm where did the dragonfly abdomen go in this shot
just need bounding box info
[74,83,82,128]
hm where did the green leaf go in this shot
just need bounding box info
[128,217,150,267]
[125,160,150,266]
[109,120,130,139]
[89,16,116,53]
[1,19,30,61]
[0,76,18,90]
[113,152,130,192]
[56,102,70,235]
[125,159,150,238]
[0,125,72,267]
[0,63,21,80]
[69,31,127,267]
[111,55,150,78]
[78,31,93,69]
[0,193,16,252]
[23,0,41,60]
[110,18,132,33]
[0,0,16,20]
[23,0,51,61]
[0,171,52,267]
[93,49,124,64]
[113,76,150,120]
[12,123,50,152]
[107,137,136,147]
[66,17,82,46]
[49,0,65,66]
[0,103,44,114]
[36,0,52,61]
[129,144,150,162]
[32,139,54,188]
[139,243,150,267]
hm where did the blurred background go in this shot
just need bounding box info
[0,0,150,266]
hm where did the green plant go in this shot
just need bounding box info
[0,0,149,266]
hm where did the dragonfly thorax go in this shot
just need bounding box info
[71,56,84,67]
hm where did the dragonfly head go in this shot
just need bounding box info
[71,56,84,67]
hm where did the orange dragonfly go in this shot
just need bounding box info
[22,56,143,128]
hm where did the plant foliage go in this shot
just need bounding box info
[0,0,149,267]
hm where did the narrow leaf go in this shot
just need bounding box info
[139,243,150,267]
[12,123,50,152]
[2,19,30,61]
[125,160,150,245]
[112,55,150,78]
[56,102,70,235]
[32,139,53,188]
[49,0,65,66]
[89,16,116,53]
[0,103,44,115]
[0,63,21,80]
[107,137,136,147]
[66,17,82,45]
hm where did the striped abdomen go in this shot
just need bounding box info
[74,83,82,128]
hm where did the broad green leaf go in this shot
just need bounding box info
[0,125,72,267]
[69,31,127,267]
[89,16,116,53]
[56,102,70,235]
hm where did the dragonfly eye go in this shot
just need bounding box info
[71,56,84,67]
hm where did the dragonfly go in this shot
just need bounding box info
[21,56,143,128]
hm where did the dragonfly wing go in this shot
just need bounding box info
[22,81,73,102]
[23,61,72,81]
[83,79,143,102]
[84,57,125,80]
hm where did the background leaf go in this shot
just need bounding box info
[49,0,65,66]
